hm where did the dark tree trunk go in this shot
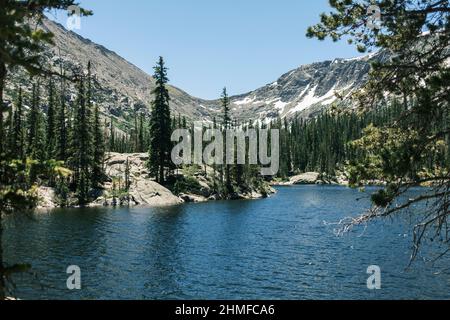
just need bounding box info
[0,61,6,158]
[0,60,7,300]
[0,220,5,300]
[159,162,164,185]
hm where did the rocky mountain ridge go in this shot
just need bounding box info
[5,18,380,128]
[227,53,379,123]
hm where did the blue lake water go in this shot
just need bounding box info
[3,185,450,300]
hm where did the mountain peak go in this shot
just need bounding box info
[6,18,377,127]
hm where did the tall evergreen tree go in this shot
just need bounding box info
[133,110,139,151]
[25,81,47,162]
[72,72,92,204]
[12,88,25,160]
[46,78,56,159]
[56,79,67,162]
[138,112,145,152]
[221,87,231,129]
[109,117,116,152]
[148,56,172,184]
[92,102,105,188]
[27,82,40,155]
[124,157,131,192]
[32,110,47,163]
[5,97,14,160]
[221,87,232,193]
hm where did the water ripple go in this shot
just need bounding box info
[3,186,450,300]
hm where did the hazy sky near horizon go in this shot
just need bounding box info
[47,0,361,99]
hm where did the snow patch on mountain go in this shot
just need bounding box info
[290,85,337,114]
[234,96,256,105]
[274,100,289,111]
[343,51,378,62]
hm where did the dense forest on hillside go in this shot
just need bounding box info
[273,100,450,180]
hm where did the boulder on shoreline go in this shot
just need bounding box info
[289,172,321,185]
[179,193,208,203]
[130,180,183,206]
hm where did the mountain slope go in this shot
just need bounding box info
[5,18,217,131]
[5,18,379,127]
[227,53,379,123]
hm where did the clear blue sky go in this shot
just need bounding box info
[47,0,360,100]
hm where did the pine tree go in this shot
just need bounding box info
[26,81,47,162]
[221,87,232,193]
[66,99,76,168]
[56,79,67,162]
[109,117,115,152]
[138,112,145,152]
[6,97,14,160]
[92,102,105,188]
[125,157,131,191]
[46,78,56,159]
[133,110,139,151]
[72,71,92,204]
[77,170,90,206]
[221,87,231,129]
[27,82,40,156]
[32,110,47,163]
[148,56,172,184]
[283,118,292,175]
[12,88,25,160]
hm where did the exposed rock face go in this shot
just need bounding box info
[289,172,321,185]
[102,152,274,207]
[104,152,149,178]
[227,55,378,123]
[101,153,182,207]
[37,187,57,209]
[4,18,218,135]
[228,51,393,124]
[130,180,182,206]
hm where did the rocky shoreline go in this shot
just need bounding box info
[37,153,275,210]
[36,155,394,211]
[269,171,390,187]
[270,172,350,186]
